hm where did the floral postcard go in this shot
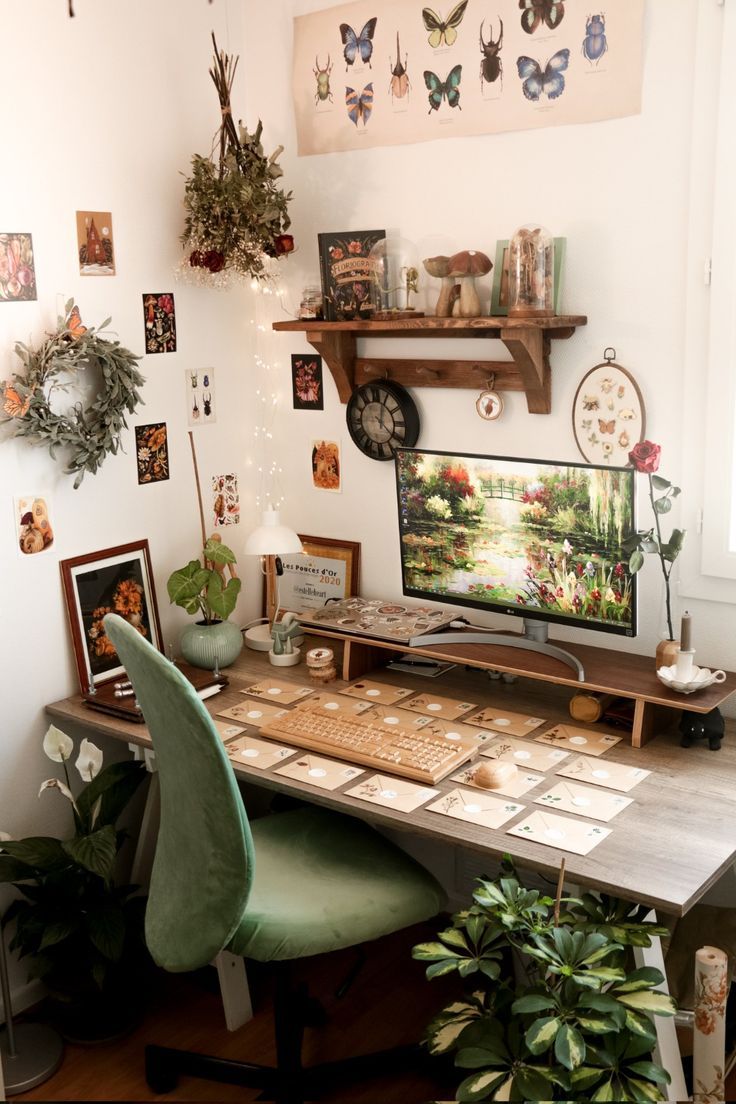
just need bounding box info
[294,691,373,716]
[143,292,176,354]
[344,774,439,812]
[0,233,37,301]
[292,354,324,410]
[226,734,297,770]
[312,439,341,492]
[241,678,314,705]
[217,701,288,729]
[507,809,612,856]
[465,706,546,738]
[187,367,216,426]
[427,788,524,829]
[76,211,115,276]
[535,780,633,822]
[401,692,477,722]
[534,723,621,757]
[135,423,169,484]
[480,737,570,773]
[15,495,54,556]
[556,755,650,793]
[451,763,545,799]
[340,679,414,706]
[212,473,239,527]
[276,754,364,790]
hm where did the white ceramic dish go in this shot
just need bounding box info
[656,664,727,695]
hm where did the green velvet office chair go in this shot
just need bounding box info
[103,614,445,1103]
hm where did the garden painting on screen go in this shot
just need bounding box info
[398,453,634,630]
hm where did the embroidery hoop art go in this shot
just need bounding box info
[572,349,646,466]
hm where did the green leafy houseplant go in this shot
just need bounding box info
[167,536,242,624]
[413,861,677,1102]
[0,726,147,1038]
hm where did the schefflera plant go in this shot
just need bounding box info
[413,861,677,1102]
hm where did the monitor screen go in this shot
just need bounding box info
[395,448,637,637]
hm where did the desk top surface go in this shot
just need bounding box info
[46,641,736,917]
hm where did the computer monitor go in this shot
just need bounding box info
[394,448,637,641]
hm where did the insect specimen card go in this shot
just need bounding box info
[451,763,545,800]
[340,679,414,705]
[312,439,341,492]
[427,788,524,829]
[276,754,365,790]
[534,724,621,757]
[15,495,54,556]
[217,701,289,728]
[292,0,644,155]
[226,734,297,770]
[465,706,546,738]
[480,738,569,773]
[76,211,115,276]
[344,774,439,811]
[187,368,216,426]
[507,809,611,855]
[291,354,324,409]
[535,780,632,822]
[211,473,240,527]
[556,755,650,793]
[401,692,477,721]
[241,679,314,705]
[135,423,169,484]
[142,293,176,354]
[0,233,37,301]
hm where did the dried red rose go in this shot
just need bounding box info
[274,234,295,256]
[628,440,661,474]
[204,250,226,273]
[189,250,204,267]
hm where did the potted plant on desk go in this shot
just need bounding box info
[413,859,677,1101]
[167,535,243,669]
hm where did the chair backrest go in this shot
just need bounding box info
[103,614,254,973]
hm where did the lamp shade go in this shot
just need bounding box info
[244,509,303,557]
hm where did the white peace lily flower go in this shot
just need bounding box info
[42,724,74,763]
[75,738,103,782]
[0,830,12,842]
[39,777,75,803]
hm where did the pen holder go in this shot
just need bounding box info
[674,648,695,683]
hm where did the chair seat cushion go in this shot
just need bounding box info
[229,806,445,962]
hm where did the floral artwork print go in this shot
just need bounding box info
[87,578,148,663]
[212,473,240,526]
[312,439,341,492]
[142,292,176,353]
[16,495,54,555]
[135,422,169,484]
[291,355,324,410]
[0,233,37,302]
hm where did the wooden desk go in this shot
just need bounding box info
[46,638,736,919]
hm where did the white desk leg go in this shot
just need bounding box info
[633,918,688,1104]
[127,746,253,1030]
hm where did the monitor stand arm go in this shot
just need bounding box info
[407,619,586,682]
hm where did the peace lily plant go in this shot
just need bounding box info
[0,725,147,1035]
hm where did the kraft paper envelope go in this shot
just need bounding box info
[481,737,569,773]
[241,678,314,705]
[535,780,632,822]
[275,754,365,790]
[213,719,246,742]
[344,774,439,811]
[226,734,297,770]
[465,706,546,737]
[451,763,545,799]
[534,723,621,756]
[217,701,289,728]
[402,692,477,721]
[507,809,612,855]
[294,692,373,716]
[363,705,486,749]
[340,679,414,705]
[556,755,650,793]
[427,788,524,829]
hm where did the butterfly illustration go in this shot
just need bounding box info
[598,418,616,434]
[516,48,570,101]
[424,65,462,112]
[422,0,469,48]
[339,18,377,69]
[345,83,374,126]
[519,0,565,35]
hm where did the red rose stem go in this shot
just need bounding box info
[680,611,692,652]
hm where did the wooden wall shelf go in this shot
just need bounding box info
[272,315,587,414]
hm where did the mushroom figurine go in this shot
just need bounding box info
[422,255,456,317]
[447,250,493,318]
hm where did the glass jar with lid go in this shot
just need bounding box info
[507,224,554,318]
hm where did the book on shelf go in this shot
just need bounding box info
[83,660,228,722]
[317,229,385,321]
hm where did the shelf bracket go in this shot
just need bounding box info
[304,330,356,402]
[500,327,551,414]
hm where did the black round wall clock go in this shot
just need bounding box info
[346,380,420,460]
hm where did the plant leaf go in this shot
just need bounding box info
[457,1069,509,1102]
[629,550,645,573]
[555,1023,586,1070]
[62,824,116,882]
[525,1015,561,1055]
[615,990,677,1016]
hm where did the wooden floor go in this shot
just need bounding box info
[15,922,458,1103]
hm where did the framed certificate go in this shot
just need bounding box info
[275,535,360,615]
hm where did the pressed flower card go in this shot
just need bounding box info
[135,423,169,484]
[142,292,176,354]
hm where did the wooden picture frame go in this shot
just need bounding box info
[274,535,361,616]
[491,237,566,317]
[60,540,163,695]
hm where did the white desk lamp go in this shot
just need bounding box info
[243,509,304,651]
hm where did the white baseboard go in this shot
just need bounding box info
[0,979,45,1026]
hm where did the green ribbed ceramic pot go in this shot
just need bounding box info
[180,619,243,670]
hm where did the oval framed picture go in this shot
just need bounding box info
[572,360,645,465]
[475,389,504,421]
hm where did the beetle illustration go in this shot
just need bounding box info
[479,17,503,89]
[190,370,198,388]
[191,395,200,420]
[582,13,607,63]
[313,54,333,104]
[203,373,210,388]
[389,31,410,101]
[203,392,212,418]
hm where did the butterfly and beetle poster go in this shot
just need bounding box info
[293,0,644,156]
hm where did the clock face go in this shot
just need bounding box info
[346,381,420,460]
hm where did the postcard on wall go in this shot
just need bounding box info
[312,439,341,492]
[187,368,216,425]
[292,354,324,410]
[318,230,385,321]
[76,211,115,276]
[135,423,169,484]
[293,0,644,156]
[15,495,54,556]
[212,473,240,527]
[142,293,176,354]
[0,233,37,302]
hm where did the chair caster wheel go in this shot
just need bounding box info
[146,1047,179,1094]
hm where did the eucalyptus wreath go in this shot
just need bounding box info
[0,301,145,488]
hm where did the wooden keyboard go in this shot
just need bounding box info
[261,706,478,783]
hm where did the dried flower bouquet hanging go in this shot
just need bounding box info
[179,34,294,287]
